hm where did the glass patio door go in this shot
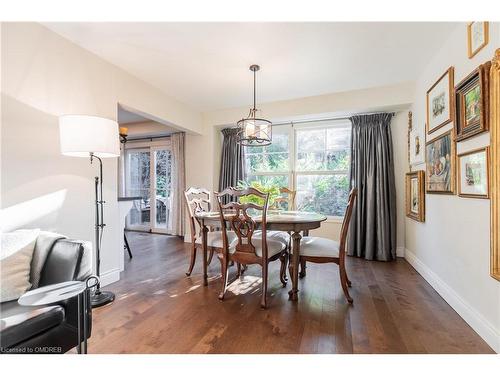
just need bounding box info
[125,145,173,233]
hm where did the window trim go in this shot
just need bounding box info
[246,120,351,219]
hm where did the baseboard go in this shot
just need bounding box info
[404,249,500,353]
[396,246,405,257]
[99,268,120,287]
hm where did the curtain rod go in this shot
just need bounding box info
[269,111,397,127]
[126,132,182,142]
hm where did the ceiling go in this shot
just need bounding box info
[43,22,457,112]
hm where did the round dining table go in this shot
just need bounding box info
[195,210,327,301]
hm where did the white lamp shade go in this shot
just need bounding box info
[59,115,120,158]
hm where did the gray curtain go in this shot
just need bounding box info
[219,127,245,200]
[348,113,397,261]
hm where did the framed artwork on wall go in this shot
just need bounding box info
[467,22,489,59]
[457,147,489,199]
[406,171,425,222]
[425,130,455,194]
[426,67,455,135]
[455,62,491,141]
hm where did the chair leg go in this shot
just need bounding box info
[261,262,269,309]
[279,252,288,287]
[236,262,242,278]
[339,263,353,304]
[299,258,307,278]
[219,258,229,301]
[185,243,197,276]
[241,264,248,274]
[207,248,214,266]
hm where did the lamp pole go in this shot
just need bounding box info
[89,152,115,307]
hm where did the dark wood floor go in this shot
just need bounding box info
[88,232,493,354]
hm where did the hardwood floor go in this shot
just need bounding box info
[88,232,494,354]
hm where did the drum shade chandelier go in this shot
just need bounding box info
[237,64,272,146]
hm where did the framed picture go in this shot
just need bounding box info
[458,147,489,199]
[467,22,489,59]
[455,62,491,141]
[426,67,454,135]
[406,171,425,222]
[425,130,455,194]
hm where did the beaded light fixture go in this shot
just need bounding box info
[237,64,272,146]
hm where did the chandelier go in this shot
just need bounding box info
[237,64,272,146]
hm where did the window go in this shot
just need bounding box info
[245,120,351,218]
[245,126,291,189]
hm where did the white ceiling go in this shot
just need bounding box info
[43,22,457,112]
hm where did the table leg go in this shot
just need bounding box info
[202,224,208,286]
[82,291,88,354]
[77,293,82,354]
[288,231,302,301]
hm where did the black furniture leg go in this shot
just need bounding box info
[124,232,133,259]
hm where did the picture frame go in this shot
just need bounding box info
[455,62,491,141]
[490,48,500,281]
[467,22,489,59]
[425,130,456,194]
[426,67,455,135]
[406,171,425,222]
[457,147,489,199]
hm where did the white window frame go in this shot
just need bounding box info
[246,120,351,221]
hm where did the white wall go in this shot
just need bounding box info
[1,22,202,285]
[406,22,500,352]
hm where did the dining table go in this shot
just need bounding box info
[194,210,327,301]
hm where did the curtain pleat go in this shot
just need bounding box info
[171,132,186,236]
[219,127,246,202]
[348,113,397,261]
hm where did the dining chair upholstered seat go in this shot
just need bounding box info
[294,237,339,258]
[253,230,290,247]
[195,231,237,248]
[229,238,286,259]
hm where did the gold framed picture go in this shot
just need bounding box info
[406,171,425,222]
[425,130,456,194]
[467,22,489,59]
[458,147,490,199]
[455,62,491,141]
[426,67,455,135]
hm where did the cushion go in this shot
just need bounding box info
[254,230,290,247]
[0,229,40,303]
[229,237,285,259]
[195,231,236,248]
[30,231,66,288]
[295,236,340,258]
[0,300,64,348]
[38,239,84,287]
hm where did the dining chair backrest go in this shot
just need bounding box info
[215,187,270,262]
[271,187,297,210]
[339,188,358,256]
[184,187,211,241]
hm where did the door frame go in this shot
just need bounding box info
[124,139,172,234]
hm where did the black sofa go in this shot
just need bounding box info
[1,237,93,354]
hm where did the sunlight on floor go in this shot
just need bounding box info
[226,275,262,295]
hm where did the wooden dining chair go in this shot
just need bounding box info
[291,188,357,304]
[216,187,288,308]
[184,187,236,276]
[271,187,297,211]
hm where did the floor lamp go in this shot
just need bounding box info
[59,115,120,308]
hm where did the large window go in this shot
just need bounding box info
[245,120,351,218]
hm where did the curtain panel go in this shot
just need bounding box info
[219,127,246,201]
[348,113,397,261]
[171,132,186,236]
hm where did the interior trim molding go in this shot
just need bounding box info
[396,246,405,257]
[404,249,499,353]
[99,268,120,287]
